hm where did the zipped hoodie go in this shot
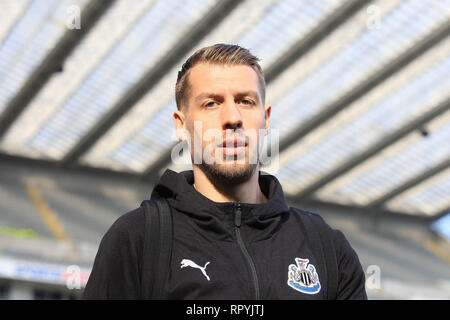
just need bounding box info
[83,169,367,300]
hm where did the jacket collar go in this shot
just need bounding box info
[150,169,290,220]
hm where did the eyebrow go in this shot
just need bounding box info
[194,93,223,103]
[235,91,260,101]
[194,91,260,103]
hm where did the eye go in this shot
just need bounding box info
[204,101,217,108]
[240,99,254,106]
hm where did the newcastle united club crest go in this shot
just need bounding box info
[287,258,321,294]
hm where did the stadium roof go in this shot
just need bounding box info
[0,0,449,221]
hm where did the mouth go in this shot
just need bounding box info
[217,137,247,157]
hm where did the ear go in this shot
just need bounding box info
[264,105,271,135]
[173,109,188,141]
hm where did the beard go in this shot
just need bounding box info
[197,160,258,186]
[193,139,260,186]
[188,126,264,186]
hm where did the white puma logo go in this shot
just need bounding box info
[180,259,211,281]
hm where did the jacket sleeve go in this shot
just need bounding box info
[83,207,145,299]
[333,229,367,300]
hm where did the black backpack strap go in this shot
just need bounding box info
[308,213,339,299]
[291,208,339,299]
[140,198,173,300]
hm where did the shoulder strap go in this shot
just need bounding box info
[140,198,173,300]
[308,213,338,300]
[291,208,338,299]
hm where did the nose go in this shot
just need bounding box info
[221,101,243,131]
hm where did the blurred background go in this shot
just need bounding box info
[0,0,449,300]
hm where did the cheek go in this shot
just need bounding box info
[244,115,266,140]
[244,109,265,126]
[202,126,222,148]
[188,120,220,150]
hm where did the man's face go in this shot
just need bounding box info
[174,62,271,185]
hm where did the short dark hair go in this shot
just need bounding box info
[175,43,265,111]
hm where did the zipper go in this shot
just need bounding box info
[234,201,260,300]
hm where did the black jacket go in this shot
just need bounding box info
[83,169,367,300]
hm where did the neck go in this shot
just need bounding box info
[192,165,268,204]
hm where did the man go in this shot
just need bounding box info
[83,44,367,300]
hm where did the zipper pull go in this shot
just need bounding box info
[234,201,242,227]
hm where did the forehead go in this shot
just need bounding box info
[187,63,261,97]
